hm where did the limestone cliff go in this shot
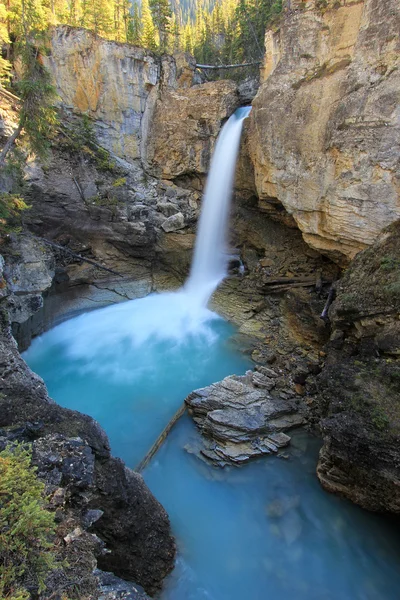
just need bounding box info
[249,0,400,264]
[44,27,240,182]
[44,27,159,162]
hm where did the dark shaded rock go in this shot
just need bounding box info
[316,221,400,513]
[92,457,175,594]
[96,570,152,600]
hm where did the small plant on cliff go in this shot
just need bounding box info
[0,443,57,599]
[0,193,29,235]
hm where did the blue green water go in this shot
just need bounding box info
[23,294,400,600]
[23,293,251,466]
[145,416,400,600]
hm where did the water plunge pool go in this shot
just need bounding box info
[23,294,400,600]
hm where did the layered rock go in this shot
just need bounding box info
[186,370,305,466]
[249,0,400,263]
[315,220,400,512]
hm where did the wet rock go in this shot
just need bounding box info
[185,372,305,466]
[96,569,152,600]
[316,221,400,513]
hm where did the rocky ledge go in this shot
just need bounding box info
[185,369,305,466]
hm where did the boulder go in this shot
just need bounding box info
[186,371,305,466]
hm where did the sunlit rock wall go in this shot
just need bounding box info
[249,0,400,264]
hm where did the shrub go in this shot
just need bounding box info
[0,193,30,235]
[0,444,57,599]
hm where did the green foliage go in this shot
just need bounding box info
[61,113,97,153]
[141,0,158,50]
[16,43,59,162]
[380,256,400,271]
[0,444,57,599]
[150,0,172,52]
[0,193,29,234]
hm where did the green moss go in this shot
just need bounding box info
[112,177,127,188]
[380,256,400,271]
[0,444,58,599]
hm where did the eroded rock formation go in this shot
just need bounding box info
[249,0,400,263]
[315,220,400,512]
[186,370,305,466]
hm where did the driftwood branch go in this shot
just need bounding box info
[262,276,333,294]
[72,176,85,201]
[41,238,124,278]
[196,61,261,70]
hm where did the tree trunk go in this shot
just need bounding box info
[195,61,261,69]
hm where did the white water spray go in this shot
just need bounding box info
[27,107,252,361]
[184,106,251,307]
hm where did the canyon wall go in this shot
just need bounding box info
[249,0,400,264]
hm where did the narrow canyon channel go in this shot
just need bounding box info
[22,108,400,600]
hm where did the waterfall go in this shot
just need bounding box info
[25,107,252,363]
[184,106,251,307]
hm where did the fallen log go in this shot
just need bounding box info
[41,238,124,278]
[135,404,187,473]
[196,61,261,70]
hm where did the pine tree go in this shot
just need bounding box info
[0,0,58,167]
[149,0,172,53]
[127,1,142,45]
[141,0,157,51]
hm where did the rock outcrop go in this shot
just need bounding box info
[249,0,400,264]
[186,370,305,466]
[143,55,239,180]
[315,220,400,512]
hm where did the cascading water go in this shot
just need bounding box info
[185,106,251,307]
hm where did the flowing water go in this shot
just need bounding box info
[23,107,400,599]
[185,106,252,307]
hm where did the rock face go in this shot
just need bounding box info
[249,0,400,264]
[186,370,305,466]
[44,28,240,185]
[0,238,176,596]
[143,55,239,179]
[44,27,159,162]
[315,220,400,512]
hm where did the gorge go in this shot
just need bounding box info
[0,0,399,597]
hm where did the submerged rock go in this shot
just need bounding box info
[185,371,305,466]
